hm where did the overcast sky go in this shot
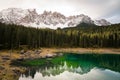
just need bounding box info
[0,0,120,23]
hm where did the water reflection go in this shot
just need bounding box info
[19,68,120,80]
[19,54,120,80]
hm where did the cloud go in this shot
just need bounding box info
[0,0,119,23]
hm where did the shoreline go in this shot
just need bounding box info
[0,48,120,60]
[39,48,120,56]
[0,48,120,80]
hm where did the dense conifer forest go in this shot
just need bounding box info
[0,22,120,49]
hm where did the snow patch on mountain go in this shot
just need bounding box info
[94,19,111,26]
[0,8,111,29]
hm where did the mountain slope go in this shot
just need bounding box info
[0,8,111,29]
[94,19,111,26]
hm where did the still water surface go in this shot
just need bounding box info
[18,53,120,80]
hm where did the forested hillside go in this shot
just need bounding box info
[0,22,120,49]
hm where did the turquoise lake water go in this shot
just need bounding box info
[18,53,120,80]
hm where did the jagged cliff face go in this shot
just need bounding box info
[0,8,111,29]
[94,19,111,26]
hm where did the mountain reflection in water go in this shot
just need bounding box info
[18,54,120,80]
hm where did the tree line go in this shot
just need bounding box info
[0,22,120,49]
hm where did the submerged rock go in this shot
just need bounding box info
[58,53,63,56]
[46,54,53,58]
[46,53,56,58]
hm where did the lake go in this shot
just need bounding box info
[17,53,120,80]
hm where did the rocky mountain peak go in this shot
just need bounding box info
[0,8,111,29]
[94,19,111,26]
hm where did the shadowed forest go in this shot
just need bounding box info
[0,22,120,49]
